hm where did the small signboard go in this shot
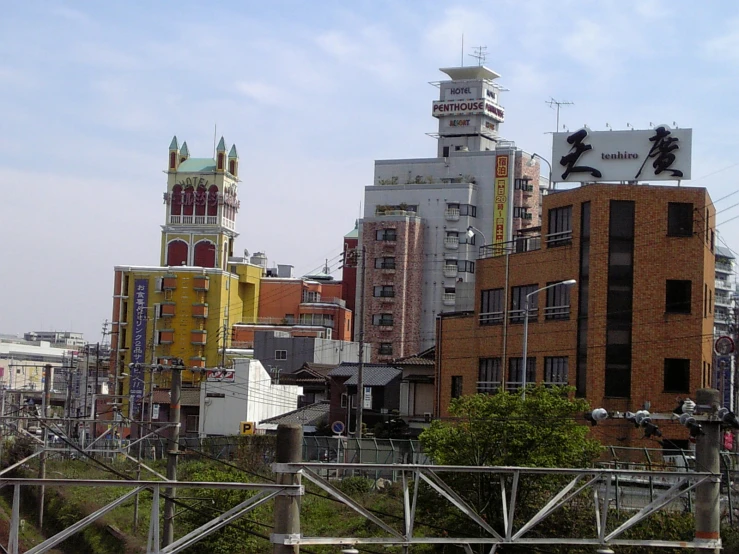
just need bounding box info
[207,369,235,382]
[331,420,345,435]
[240,421,255,435]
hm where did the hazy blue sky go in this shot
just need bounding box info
[2,0,739,342]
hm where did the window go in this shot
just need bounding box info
[545,282,572,320]
[298,313,334,327]
[666,280,692,313]
[544,357,568,385]
[443,146,450,157]
[508,358,536,390]
[451,376,463,399]
[510,284,538,323]
[459,204,477,217]
[275,350,287,360]
[478,358,502,393]
[374,285,395,298]
[459,232,475,245]
[379,343,393,355]
[373,314,394,326]
[664,358,690,393]
[667,202,693,237]
[375,257,396,269]
[284,314,295,324]
[376,228,397,241]
[480,288,504,325]
[457,260,475,273]
[302,290,320,303]
[547,206,573,246]
[514,178,533,191]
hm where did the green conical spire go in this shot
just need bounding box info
[169,136,179,150]
[228,144,238,158]
[180,142,189,159]
[216,136,226,152]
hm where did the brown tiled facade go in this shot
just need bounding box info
[437,184,715,444]
[360,215,424,361]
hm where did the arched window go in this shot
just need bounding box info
[228,159,236,175]
[217,153,224,170]
[194,240,216,268]
[167,240,188,266]
[169,151,176,170]
[207,185,218,217]
[171,185,182,216]
[183,186,194,216]
[195,185,207,216]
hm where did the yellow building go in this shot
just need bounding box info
[110,136,262,420]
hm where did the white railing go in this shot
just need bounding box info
[444,237,459,249]
[169,215,181,224]
[443,265,458,278]
[443,293,456,306]
[479,311,504,325]
[194,216,206,224]
[182,216,193,224]
[444,208,460,221]
[207,216,218,224]
[543,305,570,319]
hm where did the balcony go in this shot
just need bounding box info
[157,330,174,345]
[443,265,458,278]
[192,303,209,318]
[443,293,456,306]
[162,277,177,290]
[444,236,460,250]
[159,303,176,318]
[169,215,181,224]
[716,279,733,291]
[715,295,733,308]
[444,208,460,221]
[716,261,733,274]
[300,297,346,308]
[193,276,210,291]
[190,330,207,345]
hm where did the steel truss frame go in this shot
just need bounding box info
[274,462,719,551]
[0,478,301,554]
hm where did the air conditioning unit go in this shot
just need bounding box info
[424,412,433,423]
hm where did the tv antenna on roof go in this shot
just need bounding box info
[545,97,574,134]
[469,46,488,66]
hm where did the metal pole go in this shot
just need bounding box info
[272,423,302,554]
[695,388,721,553]
[521,295,530,399]
[162,364,182,547]
[356,245,366,438]
[38,363,52,528]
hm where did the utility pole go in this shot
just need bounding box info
[272,423,302,554]
[162,361,183,547]
[38,363,52,528]
[695,388,721,553]
[355,245,366,439]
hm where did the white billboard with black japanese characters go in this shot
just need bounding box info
[551,126,692,183]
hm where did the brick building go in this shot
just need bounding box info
[437,183,716,445]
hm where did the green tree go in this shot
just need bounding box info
[418,386,603,553]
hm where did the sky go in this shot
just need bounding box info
[2,0,739,343]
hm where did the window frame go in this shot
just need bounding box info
[544,357,569,385]
[667,202,694,237]
[478,358,502,393]
[664,358,690,393]
[545,282,572,320]
[378,342,393,356]
[375,257,396,270]
[376,228,398,241]
[373,285,395,298]
[508,358,536,390]
[451,376,463,399]
[547,206,573,247]
[665,279,692,314]
[510,284,539,323]
[275,350,287,360]
[372,313,394,326]
[480,288,504,325]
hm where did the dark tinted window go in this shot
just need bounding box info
[668,202,693,237]
[664,358,690,393]
[666,280,692,313]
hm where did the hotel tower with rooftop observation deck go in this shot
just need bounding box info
[353,64,545,360]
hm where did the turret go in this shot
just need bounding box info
[228,144,239,177]
[179,141,190,163]
[168,136,179,171]
[216,136,226,173]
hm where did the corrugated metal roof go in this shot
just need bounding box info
[260,402,330,427]
[150,388,200,406]
[716,245,735,260]
[177,158,216,173]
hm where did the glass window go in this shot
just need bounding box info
[547,206,573,247]
[666,280,692,313]
[545,282,572,320]
[375,257,396,269]
[275,350,287,360]
[510,284,538,323]
[508,358,536,390]
[544,357,568,385]
[451,376,463,399]
[478,358,502,393]
[374,285,395,297]
[372,314,393,326]
[480,288,503,325]
[379,343,393,355]
[664,358,690,393]
[667,202,693,237]
[376,228,397,241]
[457,260,475,273]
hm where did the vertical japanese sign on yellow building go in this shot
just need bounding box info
[493,153,511,255]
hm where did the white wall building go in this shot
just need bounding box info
[198,358,302,436]
[357,65,544,356]
[0,336,74,390]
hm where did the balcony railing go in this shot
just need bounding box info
[716,279,733,291]
[546,230,573,247]
[169,215,181,224]
[509,308,538,324]
[443,293,456,306]
[207,216,218,224]
[444,208,460,221]
[479,311,504,325]
[182,216,193,224]
[444,237,459,249]
[194,216,206,224]
[443,265,458,278]
[479,235,542,259]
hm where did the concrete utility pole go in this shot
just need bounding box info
[38,363,52,528]
[695,388,721,553]
[355,245,366,438]
[272,423,303,554]
[162,362,183,547]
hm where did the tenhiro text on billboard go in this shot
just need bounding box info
[130,278,148,417]
[551,126,692,183]
[493,153,512,251]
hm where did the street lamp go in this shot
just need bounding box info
[531,153,554,191]
[521,279,576,399]
[467,225,487,246]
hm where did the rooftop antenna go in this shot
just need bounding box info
[545,98,574,134]
[469,45,487,66]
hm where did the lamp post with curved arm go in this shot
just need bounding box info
[531,152,554,190]
[521,279,576,399]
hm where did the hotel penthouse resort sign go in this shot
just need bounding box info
[551,126,692,183]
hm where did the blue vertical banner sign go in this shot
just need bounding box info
[130,279,149,418]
